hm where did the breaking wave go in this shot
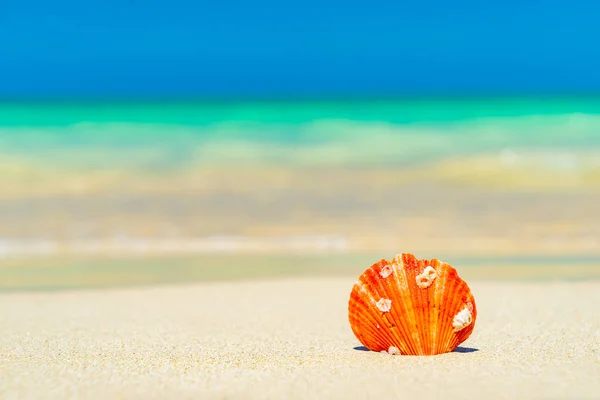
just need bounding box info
[1,111,600,168]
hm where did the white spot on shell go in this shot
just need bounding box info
[453,306,473,332]
[380,346,400,355]
[376,298,392,312]
[380,265,393,278]
[416,266,437,289]
[376,324,380,329]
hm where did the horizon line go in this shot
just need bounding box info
[3,91,600,104]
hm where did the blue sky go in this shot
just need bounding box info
[1,0,599,98]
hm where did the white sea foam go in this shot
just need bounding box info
[0,235,350,258]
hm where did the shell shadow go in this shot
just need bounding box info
[453,346,479,353]
[352,346,479,353]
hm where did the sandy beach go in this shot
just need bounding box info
[1,277,598,400]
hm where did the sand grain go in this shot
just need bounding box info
[1,278,599,399]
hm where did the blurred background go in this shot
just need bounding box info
[1,1,599,290]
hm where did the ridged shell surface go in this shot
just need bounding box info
[348,253,477,356]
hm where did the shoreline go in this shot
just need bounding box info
[1,235,600,258]
[2,252,599,293]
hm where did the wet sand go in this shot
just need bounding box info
[1,278,598,399]
[1,254,600,292]
[1,172,600,258]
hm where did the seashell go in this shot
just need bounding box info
[348,253,477,356]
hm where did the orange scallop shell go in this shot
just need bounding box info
[348,253,477,356]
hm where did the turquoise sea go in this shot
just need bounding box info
[1,97,600,169]
[2,97,600,286]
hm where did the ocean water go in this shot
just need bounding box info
[1,98,600,262]
[1,97,600,169]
